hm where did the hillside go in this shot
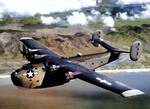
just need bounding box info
[0,24,109,75]
[1,18,150,75]
[0,24,106,59]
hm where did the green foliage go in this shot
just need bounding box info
[87,21,111,34]
[115,19,150,27]
[0,53,24,63]
[88,17,150,48]
[0,15,14,26]
[143,49,150,54]
[105,24,150,46]
[0,21,6,26]
[0,14,42,26]
[88,21,103,30]
[115,64,128,69]
[94,2,119,14]
[4,16,14,24]
[20,14,42,25]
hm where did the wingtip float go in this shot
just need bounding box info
[122,89,145,98]
[11,30,144,98]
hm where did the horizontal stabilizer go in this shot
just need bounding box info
[91,30,143,62]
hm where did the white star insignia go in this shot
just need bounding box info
[23,70,38,78]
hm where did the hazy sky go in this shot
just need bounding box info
[0,0,96,16]
[0,0,150,26]
[0,0,150,16]
[117,0,150,4]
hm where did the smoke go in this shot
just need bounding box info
[40,11,94,25]
[117,0,150,4]
[116,12,128,20]
[66,9,101,25]
[1,0,150,28]
[0,0,98,26]
[141,4,150,19]
[64,10,115,27]
[91,8,101,16]
[40,8,101,25]
[116,4,150,20]
[116,12,134,20]
[0,10,3,20]
[66,12,88,25]
[41,16,61,24]
[40,6,102,25]
[116,0,150,21]
[0,0,96,18]
[0,2,6,20]
[101,16,115,27]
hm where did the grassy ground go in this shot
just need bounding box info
[107,19,150,68]
[87,18,150,46]
[105,20,150,47]
[87,17,150,69]
[115,19,150,27]
[0,53,24,63]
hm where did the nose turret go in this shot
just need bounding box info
[10,64,46,89]
[11,70,22,87]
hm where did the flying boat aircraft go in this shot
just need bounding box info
[11,30,144,98]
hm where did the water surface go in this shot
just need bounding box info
[0,72,150,109]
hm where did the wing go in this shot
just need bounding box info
[76,69,144,97]
[20,37,61,62]
[43,58,144,98]
[64,63,144,98]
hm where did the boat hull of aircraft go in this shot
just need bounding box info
[11,30,144,98]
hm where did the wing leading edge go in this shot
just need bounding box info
[76,70,144,97]
[20,37,61,62]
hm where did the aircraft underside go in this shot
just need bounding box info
[11,30,144,98]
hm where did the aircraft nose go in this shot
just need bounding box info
[11,70,22,87]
